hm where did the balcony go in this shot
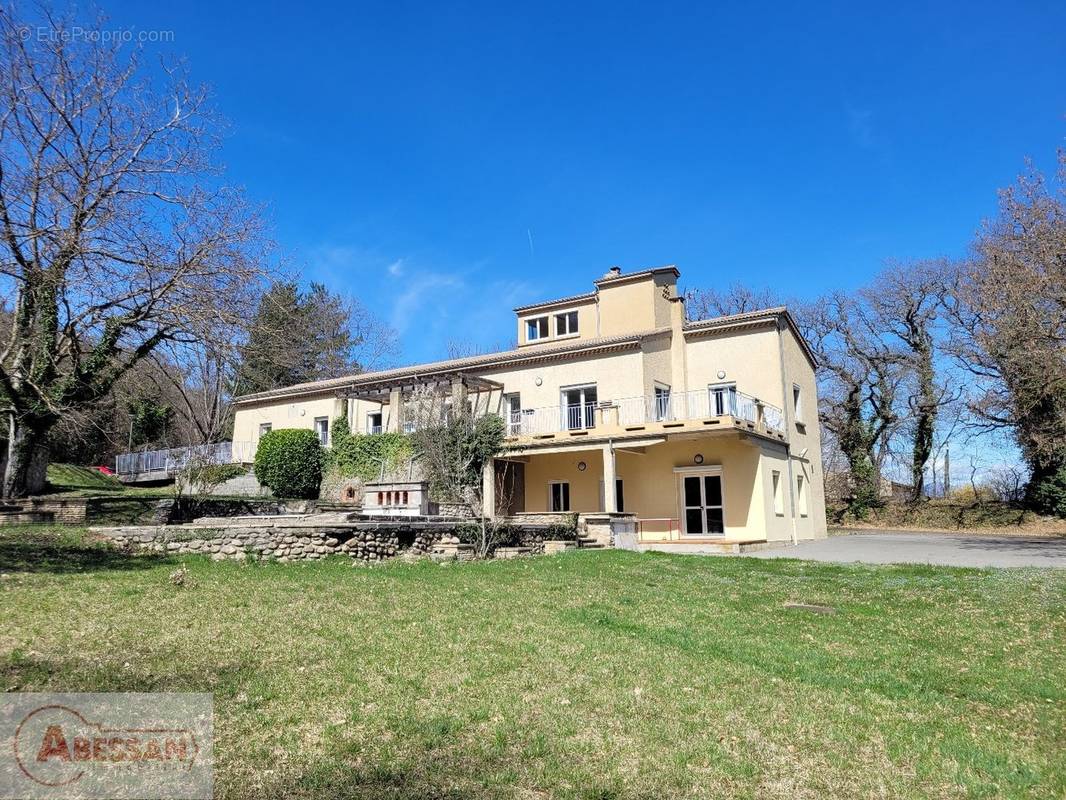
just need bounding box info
[506,389,785,441]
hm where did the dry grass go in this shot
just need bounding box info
[828,499,1066,536]
[1,527,1064,799]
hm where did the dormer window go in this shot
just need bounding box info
[526,316,549,341]
[555,310,579,336]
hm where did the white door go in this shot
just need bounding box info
[560,385,597,430]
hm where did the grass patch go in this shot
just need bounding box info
[1,527,1063,799]
[45,463,126,492]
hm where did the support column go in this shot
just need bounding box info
[482,458,496,519]
[386,388,402,432]
[602,442,617,513]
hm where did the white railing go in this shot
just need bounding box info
[115,441,256,476]
[507,390,784,438]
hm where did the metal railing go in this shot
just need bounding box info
[115,441,256,476]
[507,389,784,437]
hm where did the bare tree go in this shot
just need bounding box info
[799,293,902,514]
[863,260,956,502]
[685,283,781,320]
[0,9,265,496]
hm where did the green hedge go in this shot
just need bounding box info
[1030,465,1066,518]
[253,429,323,499]
[327,419,412,482]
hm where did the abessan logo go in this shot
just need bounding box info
[1,694,212,800]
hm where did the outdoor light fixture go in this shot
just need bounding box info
[717,370,726,379]
[535,376,543,386]
[694,454,704,465]
[577,461,587,471]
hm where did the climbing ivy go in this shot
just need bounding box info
[327,417,412,482]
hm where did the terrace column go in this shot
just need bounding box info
[482,458,496,519]
[602,443,617,513]
[386,388,402,432]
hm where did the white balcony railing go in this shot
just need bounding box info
[508,389,784,438]
[115,441,256,476]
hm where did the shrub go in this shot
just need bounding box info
[1028,465,1066,518]
[185,462,247,486]
[546,513,579,541]
[253,429,323,499]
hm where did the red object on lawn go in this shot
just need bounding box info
[92,465,114,475]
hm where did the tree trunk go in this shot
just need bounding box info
[3,413,52,498]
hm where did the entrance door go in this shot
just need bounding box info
[682,472,725,535]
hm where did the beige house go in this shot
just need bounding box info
[232,266,827,544]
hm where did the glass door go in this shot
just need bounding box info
[561,385,597,430]
[682,472,725,535]
[503,393,522,435]
[709,383,737,417]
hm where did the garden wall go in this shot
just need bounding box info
[0,497,87,525]
[96,519,450,562]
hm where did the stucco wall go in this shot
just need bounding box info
[477,348,646,414]
[232,394,343,448]
[684,326,782,405]
[778,325,827,538]
[597,279,655,336]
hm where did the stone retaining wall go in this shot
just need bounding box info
[96,520,448,563]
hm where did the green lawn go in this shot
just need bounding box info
[1,528,1063,799]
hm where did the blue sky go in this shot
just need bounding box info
[94,0,1065,366]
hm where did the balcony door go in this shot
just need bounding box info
[560,384,597,430]
[503,393,523,436]
[709,383,737,417]
[679,468,725,536]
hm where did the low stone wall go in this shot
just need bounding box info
[437,502,474,518]
[95,518,449,563]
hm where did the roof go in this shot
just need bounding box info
[593,265,680,287]
[233,329,664,405]
[513,291,596,314]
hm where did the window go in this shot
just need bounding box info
[772,470,784,515]
[797,475,808,517]
[367,412,383,434]
[549,481,571,512]
[654,384,671,421]
[793,384,803,423]
[682,472,725,535]
[555,310,579,336]
[526,316,549,341]
[561,384,597,430]
[258,423,272,438]
[709,383,737,417]
[314,416,329,445]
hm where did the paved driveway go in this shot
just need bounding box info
[749,531,1066,569]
